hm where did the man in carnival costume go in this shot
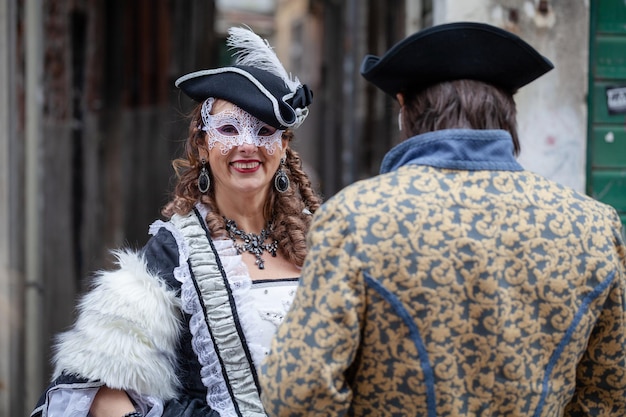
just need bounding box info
[261,22,626,416]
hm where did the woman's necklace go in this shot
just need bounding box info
[224,218,278,269]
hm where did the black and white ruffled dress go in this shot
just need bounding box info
[30,205,299,417]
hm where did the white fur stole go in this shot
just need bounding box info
[52,249,182,399]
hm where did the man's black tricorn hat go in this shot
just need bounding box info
[176,27,313,130]
[360,21,554,97]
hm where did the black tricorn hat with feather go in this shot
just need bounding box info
[176,27,313,130]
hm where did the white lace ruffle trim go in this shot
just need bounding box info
[149,208,267,416]
[46,385,163,417]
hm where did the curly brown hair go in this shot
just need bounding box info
[401,79,520,155]
[162,104,322,267]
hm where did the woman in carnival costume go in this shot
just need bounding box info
[31,26,320,417]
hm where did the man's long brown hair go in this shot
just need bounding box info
[400,80,520,155]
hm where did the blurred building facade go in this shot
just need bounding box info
[1,1,219,415]
[269,0,624,223]
[2,0,625,416]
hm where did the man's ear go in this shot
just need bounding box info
[396,93,405,106]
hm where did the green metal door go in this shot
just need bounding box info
[588,0,626,225]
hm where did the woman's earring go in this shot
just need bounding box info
[198,159,210,193]
[398,110,403,131]
[274,157,290,193]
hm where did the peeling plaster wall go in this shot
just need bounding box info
[435,0,589,192]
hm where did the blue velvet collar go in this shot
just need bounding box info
[380,129,523,174]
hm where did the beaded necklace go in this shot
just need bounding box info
[224,218,278,269]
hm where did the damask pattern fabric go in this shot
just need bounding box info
[260,129,626,416]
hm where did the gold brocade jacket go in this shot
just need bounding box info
[260,129,626,417]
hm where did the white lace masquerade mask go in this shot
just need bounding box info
[201,98,284,155]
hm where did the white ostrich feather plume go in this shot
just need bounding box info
[227,26,301,92]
